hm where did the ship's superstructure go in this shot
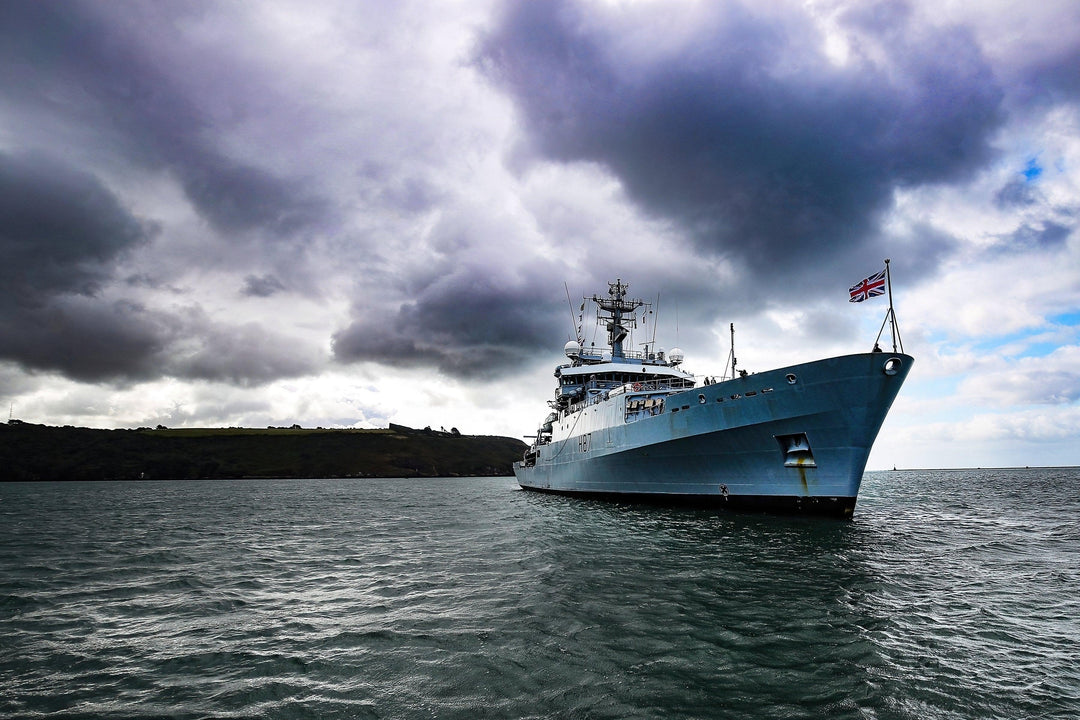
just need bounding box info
[515,279,912,517]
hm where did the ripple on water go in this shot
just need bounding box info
[1,473,1079,719]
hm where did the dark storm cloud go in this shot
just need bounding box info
[991,166,1078,255]
[995,178,1039,209]
[177,153,327,237]
[333,269,570,379]
[867,222,959,291]
[0,299,172,383]
[0,150,317,383]
[0,3,332,387]
[0,295,319,386]
[0,151,168,381]
[997,221,1073,253]
[0,0,327,238]
[477,0,1005,273]
[170,313,320,386]
[241,274,287,298]
[0,151,154,305]
[125,273,185,294]
[1010,43,1080,107]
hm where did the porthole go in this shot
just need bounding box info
[884,357,902,376]
[786,374,797,384]
[698,394,706,404]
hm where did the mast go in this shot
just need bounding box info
[730,323,737,378]
[591,279,644,361]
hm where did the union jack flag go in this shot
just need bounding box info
[849,268,887,302]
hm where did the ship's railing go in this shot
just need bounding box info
[570,376,696,393]
[576,348,661,362]
[597,377,695,394]
[560,377,695,417]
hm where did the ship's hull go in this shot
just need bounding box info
[514,352,912,518]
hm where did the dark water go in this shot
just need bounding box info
[2,470,1078,719]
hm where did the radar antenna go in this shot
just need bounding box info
[589,278,646,360]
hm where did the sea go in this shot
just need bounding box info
[1,469,1078,720]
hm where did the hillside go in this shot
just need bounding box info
[0,421,527,481]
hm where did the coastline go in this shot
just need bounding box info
[1,421,526,482]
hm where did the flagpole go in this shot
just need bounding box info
[883,259,893,352]
[883,258,904,353]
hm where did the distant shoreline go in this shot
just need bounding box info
[1,421,527,482]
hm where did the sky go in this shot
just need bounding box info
[2,0,1079,470]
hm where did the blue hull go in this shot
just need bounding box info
[515,353,912,518]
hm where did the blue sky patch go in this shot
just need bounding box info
[968,311,1078,359]
[1050,310,1080,326]
[1016,341,1061,359]
[1022,157,1043,182]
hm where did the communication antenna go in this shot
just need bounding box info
[675,300,680,347]
[650,292,661,346]
[564,282,582,344]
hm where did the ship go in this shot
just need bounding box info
[514,277,912,518]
